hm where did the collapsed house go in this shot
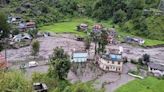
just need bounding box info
[125,36,145,45]
[148,62,164,77]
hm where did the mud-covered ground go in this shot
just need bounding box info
[1,34,164,92]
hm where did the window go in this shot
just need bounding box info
[118,62,120,65]
[112,62,114,64]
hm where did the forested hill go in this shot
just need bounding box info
[0,0,164,41]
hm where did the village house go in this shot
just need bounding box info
[77,23,88,31]
[148,62,164,77]
[71,51,88,63]
[12,33,32,42]
[26,21,36,30]
[18,21,36,32]
[92,24,103,33]
[97,48,123,72]
[18,22,26,32]
[125,36,145,45]
[7,16,22,24]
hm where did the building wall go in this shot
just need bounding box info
[98,58,123,72]
[148,66,164,76]
[72,57,87,63]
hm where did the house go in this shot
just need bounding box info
[7,16,21,24]
[26,21,36,30]
[77,23,88,31]
[18,21,36,31]
[97,49,123,72]
[148,62,164,76]
[71,51,88,63]
[125,36,145,45]
[18,22,26,32]
[12,33,32,42]
[92,24,103,33]
[0,54,9,69]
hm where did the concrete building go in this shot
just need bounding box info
[71,51,88,63]
[98,49,123,72]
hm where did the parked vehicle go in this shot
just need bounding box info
[20,61,38,69]
[28,61,38,67]
[33,83,48,92]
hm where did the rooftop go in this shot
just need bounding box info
[148,62,164,71]
[102,53,122,62]
[109,49,121,55]
[73,52,88,58]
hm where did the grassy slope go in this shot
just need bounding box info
[39,17,164,46]
[39,18,95,36]
[115,77,164,92]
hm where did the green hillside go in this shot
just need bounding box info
[115,77,164,92]
[1,0,164,42]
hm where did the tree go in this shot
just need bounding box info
[48,47,71,80]
[142,54,150,65]
[31,40,40,57]
[98,30,108,54]
[91,31,100,54]
[0,11,10,51]
[0,11,10,39]
[84,36,92,50]
[129,0,145,9]
[28,29,38,38]
[113,9,126,23]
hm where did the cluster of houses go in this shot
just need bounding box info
[77,23,117,44]
[8,16,36,32]
[71,46,164,77]
[6,16,37,48]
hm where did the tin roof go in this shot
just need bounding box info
[148,62,164,71]
[73,52,88,58]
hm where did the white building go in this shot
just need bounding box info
[98,49,123,72]
[71,51,88,63]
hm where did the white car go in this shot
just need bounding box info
[28,61,39,67]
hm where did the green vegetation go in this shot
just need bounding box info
[31,40,40,57]
[0,11,10,51]
[0,71,32,92]
[0,70,104,92]
[48,47,71,80]
[115,77,164,92]
[1,0,164,46]
[40,18,94,36]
